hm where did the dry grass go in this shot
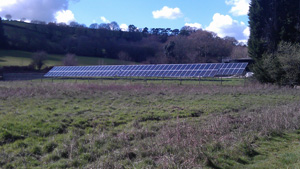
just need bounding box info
[85,102,300,168]
[0,80,289,100]
[0,80,300,168]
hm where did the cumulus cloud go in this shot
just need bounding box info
[152,6,183,19]
[0,0,77,23]
[120,24,128,31]
[243,27,250,37]
[100,16,110,23]
[206,13,249,42]
[185,23,202,29]
[55,10,75,24]
[225,0,250,16]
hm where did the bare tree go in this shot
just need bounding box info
[230,46,248,59]
[30,51,47,70]
[63,53,78,66]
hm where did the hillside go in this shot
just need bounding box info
[0,50,135,68]
[1,20,157,63]
[1,19,248,64]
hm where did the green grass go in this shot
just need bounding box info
[40,76,248,87]
[0,49,135,67]
[0,81,300,168]
[240,132,300,168]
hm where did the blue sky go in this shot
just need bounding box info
[0,0,250,42]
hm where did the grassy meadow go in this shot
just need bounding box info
[0,80,300,168]
[0,50,135,67]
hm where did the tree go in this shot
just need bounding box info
[98,23,110,30]
[0,17,8,49]
[69,21,80,27]
[109,21,120,31]
[142,27,149,37]
[171,29,180,36]
[63,53,78,66]
[179,26,193,36]
[128,25,137,32]
[30,51,47,70]
[248,0,300,83]
[89,23,98,29]
[164,41,176,62]
[230,45,248,59]
[5,14,12,20]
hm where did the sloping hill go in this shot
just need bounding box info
[0,50,135,67]
[2,20,154,62]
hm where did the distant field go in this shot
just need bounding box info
[1,81,300,168]
[0,50,135,67]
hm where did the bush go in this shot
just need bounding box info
[262,42,300,85]
[30,51,48,70]
[277,42,300,85]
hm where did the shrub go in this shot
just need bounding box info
[30,51,48,70]
[262,42,300,85]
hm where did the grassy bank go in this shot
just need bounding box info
[0,81,300,168]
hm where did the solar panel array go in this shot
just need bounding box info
[44,63,248,78]
[217,63,248,76]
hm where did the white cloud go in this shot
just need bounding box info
[120,24,128,31]
[185,23,202,29]
[225,0,250,16]
[243,27,250,37]
[206,13,249,42]
[0,0,78,22]
[0,1,17,7]
[0,0,17,12]
[100,16,110,23]
[55,10,75,24]
[152,6,183,19]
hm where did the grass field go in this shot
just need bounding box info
[0,80,300,168]
[0,50,135,67]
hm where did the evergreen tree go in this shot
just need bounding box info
[248,0,300,83]
[248,0,271,82]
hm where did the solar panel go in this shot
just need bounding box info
[216,63,248,76]
[44,63,248,78]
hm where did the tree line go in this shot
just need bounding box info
[0,17,247,65]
